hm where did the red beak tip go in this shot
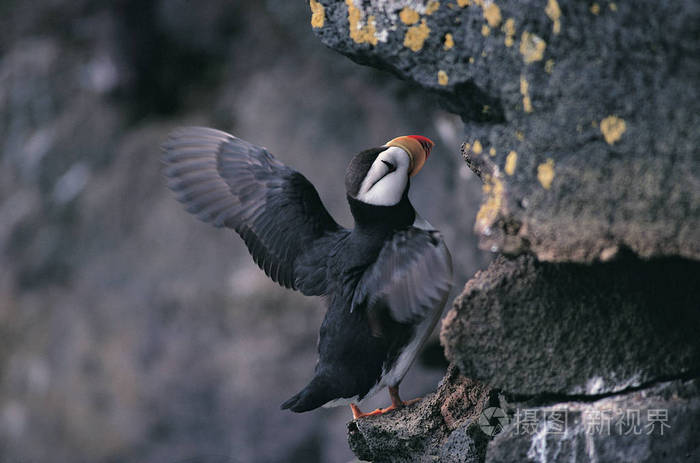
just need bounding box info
[406,135,434,155]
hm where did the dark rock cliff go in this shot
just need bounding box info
[308,0,700,461]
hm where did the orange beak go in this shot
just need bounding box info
[384,135,434,176]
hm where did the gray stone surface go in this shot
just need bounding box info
[487,378,700,463]
[441,254,700,396]
[312,0,700,262]
[348,366,491,462]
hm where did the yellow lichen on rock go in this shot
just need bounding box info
[489,147,496,156]
[346,0,378,45]
[600,116,627,144]
[472,140,483,155]
[505,151,518,175]
[457,0,470,7]
[545,59,554,74]
[519,31,546,63]
[590,3,600,14]
[310,0,325,28]
[609,2,618,11]
[503,18,515,47]
[537,158,555,189]
[438,70,449,86]
[426,1,441,14]
[444,33,454,50]
[520,76,533,113]
[483,3,502,27]
[399,7,420,25]
[545,0,561,34]
[404,19,431,51]
[476,174,504,230]
[481,24,491,36]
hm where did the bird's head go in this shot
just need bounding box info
[345,135,434,206]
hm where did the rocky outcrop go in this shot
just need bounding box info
[309,1,700,462]
[440,254,700,462]
[311,0,700,262]
[348,366,493,463]
[441,254,700,397]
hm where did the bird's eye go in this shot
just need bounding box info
[381,160,397,172]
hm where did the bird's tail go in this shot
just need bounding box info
[281,374,336,413]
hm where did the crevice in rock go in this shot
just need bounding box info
[505,369,700,407]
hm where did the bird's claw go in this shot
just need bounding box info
[350,397,422,419]
[350,403,396,419]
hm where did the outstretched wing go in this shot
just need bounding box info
[351,227,453,332]
[162,126,343,293]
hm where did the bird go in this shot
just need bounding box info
[162,127,453,419]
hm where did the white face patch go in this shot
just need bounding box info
[356,146,411,206]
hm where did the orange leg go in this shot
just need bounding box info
[350,386,423,419]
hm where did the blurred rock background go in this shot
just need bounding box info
[0,1,489,462]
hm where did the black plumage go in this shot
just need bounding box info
[162,127,452,415]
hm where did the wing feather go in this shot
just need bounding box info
[162,126,343,294]
[352,228,453,327]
